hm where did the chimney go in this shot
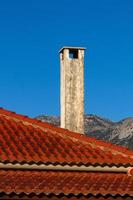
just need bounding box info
[59,46,85,134]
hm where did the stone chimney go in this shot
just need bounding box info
[59,46,85,134]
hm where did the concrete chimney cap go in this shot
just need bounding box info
[59,46,86,53]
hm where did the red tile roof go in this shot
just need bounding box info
[0,107,133,197]
[0,108,133,166]
[0,170,133,196]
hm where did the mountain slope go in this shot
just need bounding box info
[36,115,133,150]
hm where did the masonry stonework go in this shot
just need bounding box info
[59,47,85,134]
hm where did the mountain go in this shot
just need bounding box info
[36,115,133,150]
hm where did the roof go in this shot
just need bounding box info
[0,170,133,196]
[0,107,133,197]
[0,108,133,166]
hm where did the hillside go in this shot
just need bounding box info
[36,115,133,150]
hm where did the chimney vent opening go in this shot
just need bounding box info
[69,49,78,59]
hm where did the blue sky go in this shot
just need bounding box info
[0,0,133,121]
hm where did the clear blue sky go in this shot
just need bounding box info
[0,0,133,121]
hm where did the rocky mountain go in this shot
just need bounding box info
[36,115,133,150]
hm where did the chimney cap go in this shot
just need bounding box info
[59,46,86,53]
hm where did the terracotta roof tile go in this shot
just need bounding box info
[0,170,133,196]
[0,108,133,166]
[1,108,133,197]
